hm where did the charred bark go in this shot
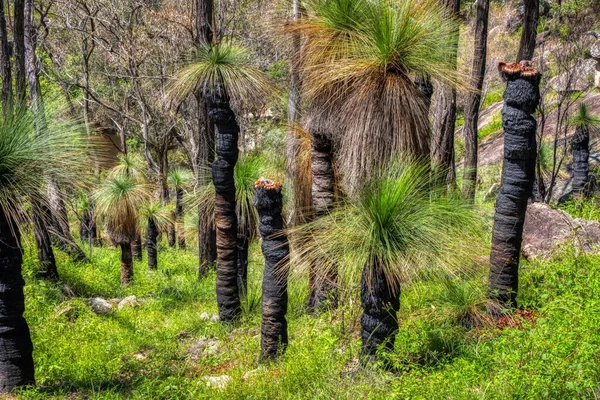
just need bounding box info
[571,125,590,196]
[0,0,12,114]
[207,86,241,323]
[517,0,539,62]
[360,260,400,362]
[175,187,185,249]
[308,133,338,313]
[132,234,142,261]
[120,242,133,284]
[0,205,35,393]
[489,62,540,309]
[255,179,289,360]
[147,218,158,270]
[462,0,490,200]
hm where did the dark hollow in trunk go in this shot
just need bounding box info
[31,200,58,281]
[517,0,539,62]
[307,132,338,313]
[360,261,400,362]
[255,179,289,360]
[415,75,434,112]
[237,232,249,299]
[175,187,186,249]
[571,126,590,196]
[120,242,134,284]
[207,86,241,323]
[462,0,490,201]
[132,234,142,261]
[0,205,35,393]
[489,63,541,310]
[147,218,159,270]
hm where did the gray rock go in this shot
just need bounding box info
[90,297,113,315]
[522,203,600,259]
[117,295,139,310]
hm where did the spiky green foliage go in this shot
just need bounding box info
[94,175,152,244]
[107,153,148,182]
[138,200,174,234]
[167,42,272,105]
[569,103,600,130]
[0,107,92,225]
[167,167,193,189]
[292,161,484,292]
[292,0,461,191]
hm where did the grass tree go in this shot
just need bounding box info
[169,42,271,323]
[0,109,91,392]
[139,201,173,270]
[570,103,600,197]
[293,161,483,362]
[489,62,541,310]
[168,168,193,249]
[294,0,460,192]
[95,175,152,284]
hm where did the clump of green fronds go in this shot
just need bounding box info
[138,200,174,234]
[168,167,193,189]
[94,175,152,244]
[290,0,461,192]
[107,153,148,182]
[569,103,600,130]
[291,160,485,293]
[167,42,273,106]
[0,106,93,225]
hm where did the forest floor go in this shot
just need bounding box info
[7,224,600,399]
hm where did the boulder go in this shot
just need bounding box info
[522,203,600,259]
[90,297,113,315]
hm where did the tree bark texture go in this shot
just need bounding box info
[13,0,25,106]
[195,0,213,45]
[0,205,35,393]
[489,63,540,309]
[120,242,133,284]
[207,87,241,323]
[175,187,185,249]
[462,0,490,200]
[132,234,142,261]
[0,0,12,114]
[517,0,539,62]
[360,261,400,361]
[255,179,289,360]
[571,125,590,196]
[31,200,58,281]
[147,218,158,270]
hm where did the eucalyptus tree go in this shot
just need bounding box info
[0,109,91,392]
[293,162,483,361]
[169,42,271,323]
[569,103,600,196]
[489,61,541,310]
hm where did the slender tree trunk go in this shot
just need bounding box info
[489,64,540,310]
[571,125,590,196]
[307,132,338,313]
[517,0,539,62]
[47,182,86,261]
[132,233,142,261]
[462,0,490,200]
[0,205,35,393]
[360,260,400,362]
[31,200,58,281]
[237,232,248,299]
[147,218,158,270]
[431,0,460,184]
[0,0,12,114]
[175,187,185,249]
[120,242,133,284]
[195,0,213,44]
[255,179,289,360]
[207,88,241,323]
[13,0,25,106]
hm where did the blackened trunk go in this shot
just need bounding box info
[462,0,490,200]
[0,0,12,113]
[147,218,158,270]
[13,0,25,106]
[132,234,142,261]
[571,126,590,196]
[308,133,338,313]
[31,200,58,281]
[0,205,35,392]
[207,87,241,323]
[360,261,400,361]
[517,0,539,62]
[255,179,289,359]
[175,188,185,249]
[237,232,249,299]
[120,242,133,284]
[415,75,434,112]
[489,64,540,309]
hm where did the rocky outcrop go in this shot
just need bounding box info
[522,203,600,259]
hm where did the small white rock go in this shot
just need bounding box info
[210,314,220,323]
[200,312,210,321]
[204,375,231,390]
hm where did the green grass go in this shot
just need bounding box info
[14,234,600,399]
[481,87,504,109]
[478,111,503,140]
